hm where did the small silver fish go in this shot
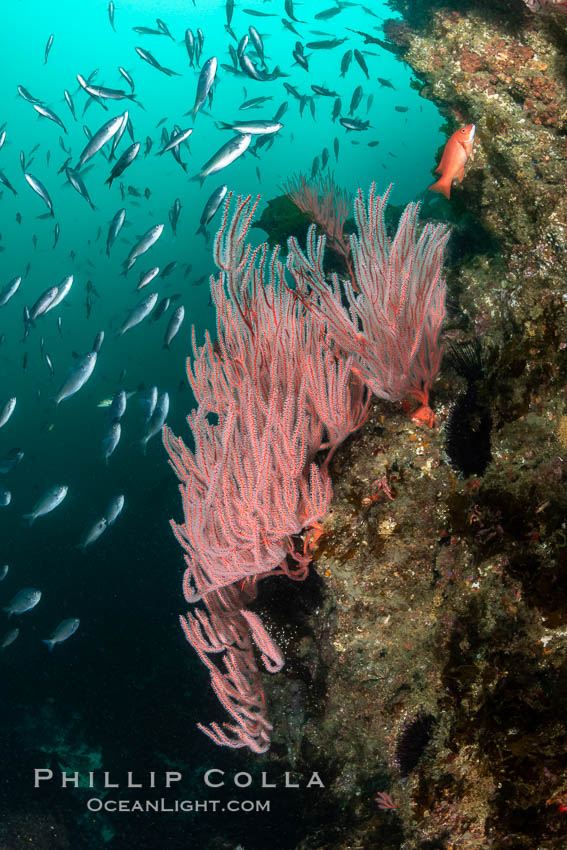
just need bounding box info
[102,421,121,464]
[44,275,73,314]
[66,167,95,209]
[107,208,126,255]
[23,486,68,524]
[189,56,217,119]
[140,391,169,454]
[217,119,282,135]
[64,89,76,120]
[44,34,54,64]
[55,352,97,404]
[92,331,105,354]
[75,112,127,170]
[43,618,80,650]
[0,277,21,307]
[119,292,158,335]
[29,286,58,321]
[107,390,127,421]
[24,172,54,216]
[124,224,164,272]
[157,128,193,156]
[77,518,107,551]
[191,133,251,186]
[105,142,140,188]
[105,494,125,525]
[33,103,67,134]
[3,588,42,616]
[163,305,185,349]
[0,564,9,581]
[137,267,160,291]
[0,398,16,428]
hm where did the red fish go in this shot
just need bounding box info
[429,124,475,199]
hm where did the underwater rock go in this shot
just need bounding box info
[395,712,437,777]
[445,339,493,477]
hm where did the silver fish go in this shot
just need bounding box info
[107,390,127,421]
[240,95,273,110]
[105,141,140,187]
[92,330,105,354]
[1,627,19,648]
[197,185,227,236]
[239,52,278,82]
[118,292,158,334]
[17,85,43,104]
[189,57,217,120]
[44,275,73,314]
[65,167,95,209]
[29,286,58,321]
[108,1,116,31]
[75,112,127,170]
[140,391,169,454]
[191,133,251,186]
[109,111,130,160]
[55,352,97,404]
[124,224,164,271]
[163,305,185,349]
[248,25,265,65]
[156,17,174,39]
[0,276,21,307]
[102,421,121,464]
[107,208,126,255]
[339,116,369,131]
[217,119,282,134]
[83,82,135,101]
[24,173,54,216]
[119,67,134,91]
[137,266,160,291]
[135,46,180,77]
[105,494,125,525]
[33,103,67,134]
[0,486,11,507]
[157,128,193,155]
[23,486,68,524]
[44,34,54,64]
[43,618,80,650]
[169,198,181,234]
[0,565,8,581]
[0,398,16,428]
[44,353,54,378]
[185,29,195,66]
[3,588,41,616]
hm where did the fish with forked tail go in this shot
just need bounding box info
[429,124,475,199]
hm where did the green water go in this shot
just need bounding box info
[0,2,446,847]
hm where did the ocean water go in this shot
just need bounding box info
[0,1,446,847]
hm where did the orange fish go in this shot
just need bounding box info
[429,124,475,199]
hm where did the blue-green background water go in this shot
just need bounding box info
[0,1,444,846]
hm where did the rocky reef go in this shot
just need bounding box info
[251,2,567,848]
